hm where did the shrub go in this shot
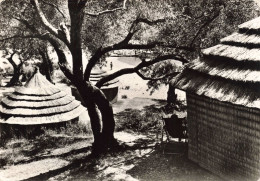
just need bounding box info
[42,121,92,137]
[124,86,130,90]
[121,95,128,99]
[115,107,163,133]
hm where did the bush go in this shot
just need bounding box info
[115,107,163,133]
[42,121,92,137]
[121,95,128,99]
[124,86,130,90]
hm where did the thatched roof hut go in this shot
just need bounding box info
[173,16,260,180]
[90,68,119,103]
[0,69,85,138]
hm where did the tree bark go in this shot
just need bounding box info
[67,1,117,151]
[73,80,117,151]
[6,64,23,87]
[167,83,177,104]
[33,0,117,153]
[68,1,85,80]
[49,35,116,152]
[6,53,23,87]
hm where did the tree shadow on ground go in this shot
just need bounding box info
[127,142,222,181]
[45,133,222,181]
[42,133,159,180]
[20,135,88,157]
[0,134,91,167]
[1,130,223,181]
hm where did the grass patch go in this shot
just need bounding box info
[0,121,92,168]
[42,121,92,137]
[115,106,163,133]
[115,100,187,134]
[0,132,91,168]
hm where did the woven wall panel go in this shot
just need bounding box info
[187,93,260,180]
[187,94,198,162]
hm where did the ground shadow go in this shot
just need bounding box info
[127,142,222,181]
[38,134,223,181]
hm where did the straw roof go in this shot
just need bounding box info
[173,16,260,109]
[0,69,86,125]
[90,68,119,89]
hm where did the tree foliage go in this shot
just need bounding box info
[138,0,260,93]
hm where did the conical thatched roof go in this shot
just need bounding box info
[0,69,86,125]
[173,16,260,109]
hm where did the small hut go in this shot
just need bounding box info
[173,16,260,180]
[0,69,86,138]
[90,68,119,104]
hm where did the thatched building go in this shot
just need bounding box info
[90,68,119,104]
[0,69,86,138]
[173,17,260,180]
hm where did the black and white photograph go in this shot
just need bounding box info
[0,0,260,180]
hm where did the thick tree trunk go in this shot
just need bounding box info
[74,80,117,152]
[167,83,177,104]
[5,52,23,87]
[68,1,84,80]
[45,1,117,154]
[57,58,117,152]
[86,102,102,142]
[67,1,117,152]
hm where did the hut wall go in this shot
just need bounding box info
[187,93,260,181]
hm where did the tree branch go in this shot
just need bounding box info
[31,0,59,35]
[96,54,188,87]
[85,0,127,17]
[0,35,38,42]
[136,71,180,81]
[96,68,135,88]
[45,35,74,82]
[58,62,74,82]
[3,16,72,84]
[38,35,74,83]
[120,43,194,51]
[6,52,17,69]
[132,18,165,27]
[174,12,192,20]
[84,42,191,81]
[190,11,220,48]
[107,18,166,50]
[135,55,188,69]
[14,17,38,33]
[83,17,175,81]
[31,0,70,46]
[41,0,66,19]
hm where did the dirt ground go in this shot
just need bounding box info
[0,131,222,181]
